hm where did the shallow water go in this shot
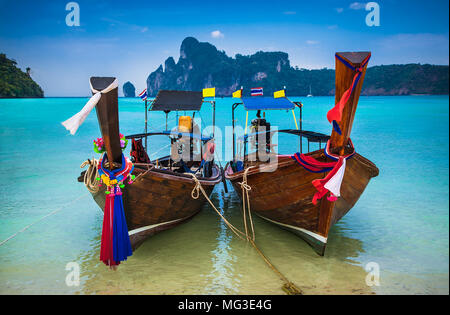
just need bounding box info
[0,96,448,294]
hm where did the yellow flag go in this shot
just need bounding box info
[202,87,215,98]
[232,89,242,98]
[274,89,286,98]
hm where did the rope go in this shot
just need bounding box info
[0,194,88,247]
[239,167,255,241]
[188,174,247,240]
[188,171,303,295]
[1,158,151,247]
[248,238,303,295]
[80,158,100,193]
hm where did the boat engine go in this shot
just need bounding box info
[250,110,271,155]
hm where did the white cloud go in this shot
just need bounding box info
[211,30,224,39]
[306,40,319,45]
[328,24,338,30]
[349,2,366,10]
[336,8,344,13]
[283,11,296,15]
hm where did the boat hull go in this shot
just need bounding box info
[225,152,378,255]
[90,165,221,250]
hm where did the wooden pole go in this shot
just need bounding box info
[232,104,236,161]
[212,100,216,138]
[164,111,169,131]
[329,52,370,154]
[299,102,302,154]
[91,77,122,170]
[144,99,148,153]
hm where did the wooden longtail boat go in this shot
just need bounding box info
[225,52,379,256]
[79,78,222,250]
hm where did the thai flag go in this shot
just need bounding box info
[139,88,148,101]
[251,87,263,96]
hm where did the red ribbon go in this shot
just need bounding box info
[327,68,362,124]
[100,188,119,267]
[327,54,371,129]
[311,157,344,205]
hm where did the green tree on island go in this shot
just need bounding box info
[0,53,44,98]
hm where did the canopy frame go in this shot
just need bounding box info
[231,101,303,162]
[130,89,217,165]
[241,96,296,111]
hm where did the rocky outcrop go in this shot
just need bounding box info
[146,37,449,96]
[123,81,136,97]
[146,37,294,96]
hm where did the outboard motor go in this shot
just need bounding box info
[250,110,271,156]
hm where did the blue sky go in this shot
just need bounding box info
[0,0,448,96]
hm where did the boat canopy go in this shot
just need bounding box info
[150,90,204,111]
[241,97,295,110]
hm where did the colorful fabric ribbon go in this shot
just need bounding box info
[98,153,134,268]
[327,53,371,134]
[291,139,355,204]
[311,157,345,204]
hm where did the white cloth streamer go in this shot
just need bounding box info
[62,78,118,135]
[324,157,346,197]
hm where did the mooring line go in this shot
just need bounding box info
[188,172,303,295]
[0,194,89,247]
[189,174,247,240]
[248,239,303,295]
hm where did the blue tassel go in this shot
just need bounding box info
[112,187,133,263]
[332,120,342,135]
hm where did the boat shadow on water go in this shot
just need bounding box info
[75,185,373,295]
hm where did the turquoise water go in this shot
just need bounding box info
[0,95,448,294]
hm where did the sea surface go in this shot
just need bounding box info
[0,95,448,295]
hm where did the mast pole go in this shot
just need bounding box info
[212,100,216,138]
[144,99,148,152]
[164,111,169,131]
[299,102,302,153]
[232,103,236,161]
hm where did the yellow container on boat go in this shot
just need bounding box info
[178,116,192,133]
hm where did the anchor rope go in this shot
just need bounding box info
[248,238,302,295]
[0,194,89,247]
[239,167,255,241]
[188,170,303,295]
[188,174,247,240]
